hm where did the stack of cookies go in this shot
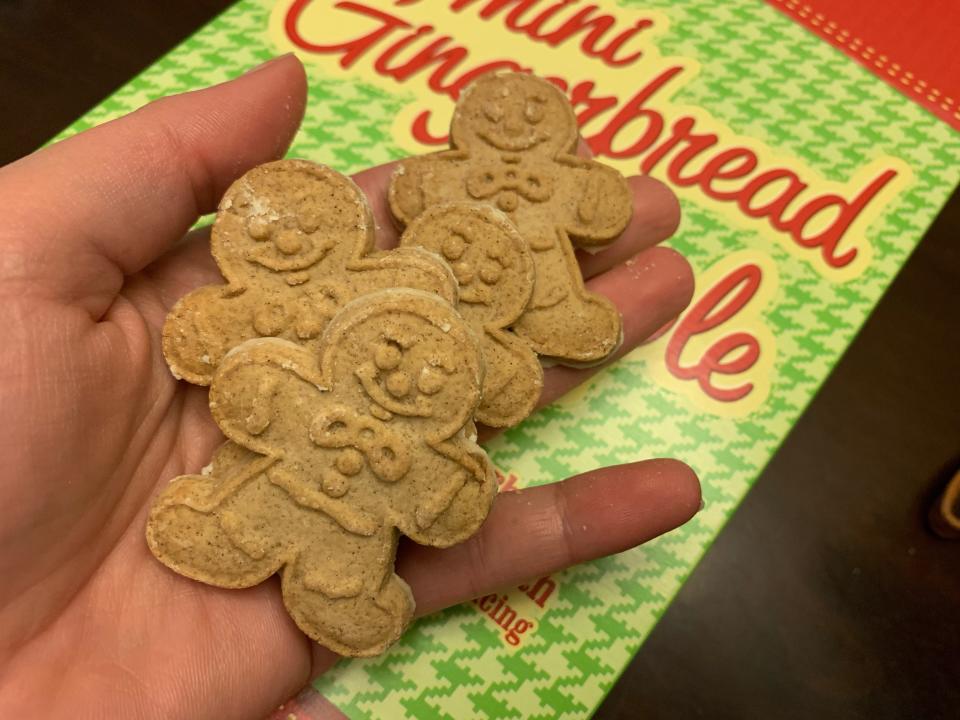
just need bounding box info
[146,72,633,657]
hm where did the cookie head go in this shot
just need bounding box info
[215,160,373,281]
[401,204,534,325]
[322,291,483,435]
[452,72,578,156]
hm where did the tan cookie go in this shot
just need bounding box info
[163,159,457,385]
[147,289,496,657]
[390,71,632,364]
[400,203,542,427]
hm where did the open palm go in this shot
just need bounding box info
[0,56,699,720]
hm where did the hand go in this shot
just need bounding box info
[0,55,700,719]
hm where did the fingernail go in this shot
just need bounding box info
[245,53,295,76]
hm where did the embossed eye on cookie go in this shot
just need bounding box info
[162,160,459,386]
[147,289,497,658]
[355,332,460,421]
[389,71,633,365]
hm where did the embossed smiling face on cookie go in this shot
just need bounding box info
[242,199,332,273]
[352,324,468,423]
[400,203,534,326]
[440,229,511,306]
[322,294,483,434]
[214,162,372,285]
[451,72,578,157]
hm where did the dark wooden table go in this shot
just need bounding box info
[2,2,957,718]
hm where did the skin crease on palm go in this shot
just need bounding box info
[0,55,700,719]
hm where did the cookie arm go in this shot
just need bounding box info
[145,449,284,590]
[162,284,256,386]
[210,337,326,456]
[555,155,633,248]
[388,150,471,227]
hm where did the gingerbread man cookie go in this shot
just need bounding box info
[147,290,496,657]
[400,203,542,427]
[389,72,632,363]
[163,160,457,385]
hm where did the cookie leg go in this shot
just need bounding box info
[476,329,543,427]
[404,457,496,548]
[513,240,621,363]
[146,472,281,588]
[280,530,415,657]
